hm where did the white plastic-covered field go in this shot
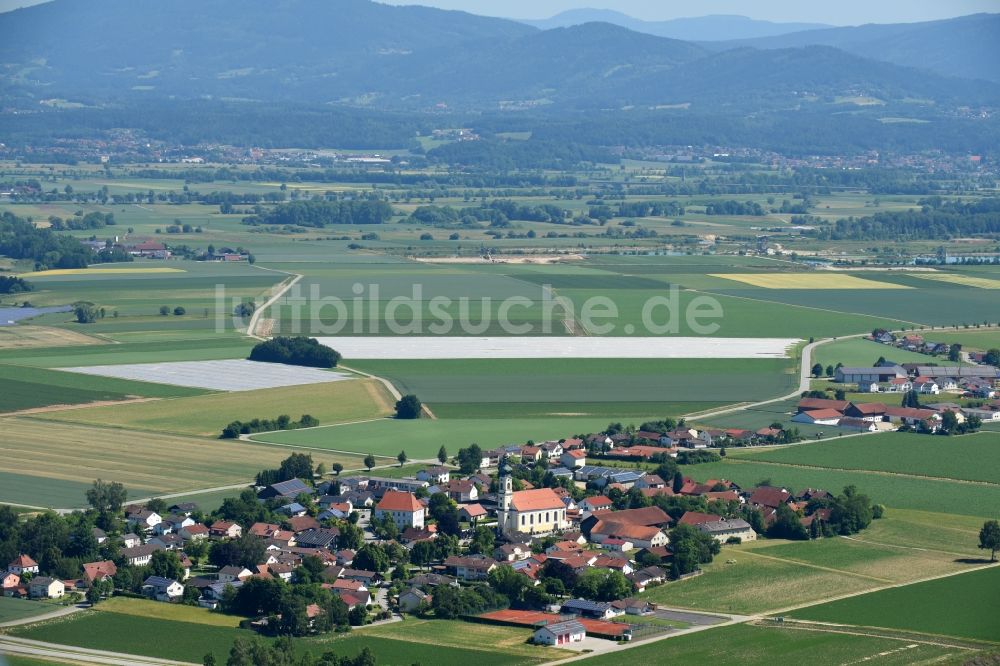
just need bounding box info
[62,359,351,391]
[316,336,799,359]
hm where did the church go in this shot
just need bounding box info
[497,462,568,536]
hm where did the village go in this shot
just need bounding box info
[1,411,885,650]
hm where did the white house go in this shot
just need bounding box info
[29,577,65,599]
[142,576,184,602]
[374,491,425,530]
[559,450,587,469]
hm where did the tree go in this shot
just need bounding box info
[397,450,408,467]
[940,409,959,434]
[149,550,185,581]
[278,452,314,482]
[949,343,963,362]
[825,364,834,377]
[811,363,823,378]
[395,394,422,419]
[331,463,344,476]
[410,540,437,568]
[336,522,364,551]
[767,503,809,540]
[363,454,376,471]
[437,446,448,464]
[86,584,102,606]
[979,520,1000,561]
[456,444,483,474]
[173,306,186,316]
[902,390,921,409]
[159,305,170,316]
[354,544,389,573]
[469,525,495,555]
[209,533,266,569]
[74,302,99,324]
[315,462,326,478]
[984,348,1000,367]
[85,479,127,522]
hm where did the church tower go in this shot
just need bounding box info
[498,456,513,536]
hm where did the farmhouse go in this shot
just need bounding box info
[29,576,65,599]
[791,408,843,425]
[695,518,757,543]
[7,554,39,575]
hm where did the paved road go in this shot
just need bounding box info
[0,603,84,628]
[246,267,302,340]
[652,608,735,626]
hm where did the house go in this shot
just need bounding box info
[533,620,586,646]
[148,533,184,550]
[458,504,487,523]
[258,478,311,500]
[122,533,142,549]
[886,378,913,393]
[29,577,65,599]
[581,506,670,537]
[121,543,162,567]
[209,521,242,539]
[579,496,614,514]
[416,466,451,484]
[495,543,532,562]
[294,528,341,549]
[791,409,842,426]
[444,555,497,581]
[374,491,425,530]
[179,524,209,541]
[398,587,431,613]
[695,518,757,543]
[127,509,162,532]
[142,576,184,602]
[441,479,479,503]
[589,521,668,549]
[1,572,20,594]
[520,445,543,462]
[286,515,321,533]
[217,566,253,583]
[835,366,906,384]
[278,502,308,518]
[559,449,587,469]
[7,555,39,575]
[366,477,429,493]
[91,527,107,545]
[749,487,792,510]
[884,407,942,427]
[249,523,283,538]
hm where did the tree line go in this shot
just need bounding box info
[221,414,319,439]
[241,200,394,228]
[249,337,341,368]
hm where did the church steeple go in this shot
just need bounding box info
[498,455,513,536]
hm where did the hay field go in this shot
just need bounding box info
[39,378,395,437]
[909,272,1000,289]
[17,267,186,277]
[0,325,106,350]
[709,273,909,289]
[0,417,366,506]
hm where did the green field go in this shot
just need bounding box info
[0,362,206,413]
[37,377,395,437]
[741,431,1000,485]
[6,609,538,665]
[349,357,795,415]
[252,416,629,459]
[0,597,57,624]
[790,566,1000,643]
[810,337,938,369]
[573,623,964,665]
[686,458,1000,519]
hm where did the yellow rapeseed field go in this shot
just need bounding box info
[710,273,910,289]
[910,273,1000,289]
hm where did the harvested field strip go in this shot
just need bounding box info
[909,273,1000,289]
[708,273,909,289]
[0,418,365,506]
[37,378,394,437]
[17,267,186,277]
[0,326,107,350]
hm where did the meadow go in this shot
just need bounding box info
[0,597,57,624]
[253,416,626,459]
[810,337,936,369]
[0,417,367,507]
[37,378,394,437]
[573,622,964,665]
[739,431,1000,485]
[789,565,1000,643]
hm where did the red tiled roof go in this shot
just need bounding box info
[510,488,563,512]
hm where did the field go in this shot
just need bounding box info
[318,336,798,359]
[5,609,540,665]
[910,272,1000,289]
[0,417,368,507]
[0,362,206,413]
[573,622,965,665]
[738,430,1000,485]
[63,358,355,392]
[0,325,105,350]
[810,337,938,369]
[355,619,561,662]
[708,273,909,290]
[348,357,796,416]
[0,597,56,624]
[37,378,394,437]
[789,565,1000,643]
[16,267,187,277]
[253,416,628,459]
[686,457,1000,518]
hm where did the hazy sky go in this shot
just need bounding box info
[0,0,997,24]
